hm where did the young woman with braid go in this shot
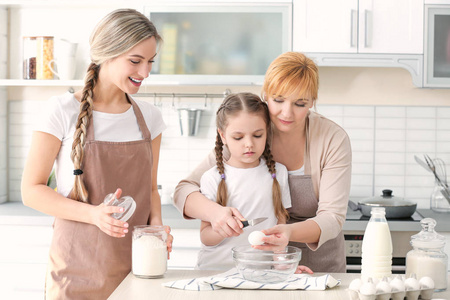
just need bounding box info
[21,9,172,299]
[195,92,293,270]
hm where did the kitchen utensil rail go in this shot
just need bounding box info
[133,89,232,99]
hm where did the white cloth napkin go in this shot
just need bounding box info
[162,268,340,291]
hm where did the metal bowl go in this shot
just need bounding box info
[231,246,301,283]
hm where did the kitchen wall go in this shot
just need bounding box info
[1,7,7,204]
[6,67,450,209]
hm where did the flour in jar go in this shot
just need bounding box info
[132,235,167,278]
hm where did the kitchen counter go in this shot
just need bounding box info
[108,269,450,300]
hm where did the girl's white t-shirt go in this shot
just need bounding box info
[34,92,166,197]
[197,159,292,270]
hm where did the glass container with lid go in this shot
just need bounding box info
[132,225,168,278]
[23,36,37,79]
[36,36,54,80]
[406,218,448,291]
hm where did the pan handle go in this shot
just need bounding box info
[348,201,361,211]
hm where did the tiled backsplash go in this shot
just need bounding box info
[6,98,450,210]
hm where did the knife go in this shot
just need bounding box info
[241,217,268,228]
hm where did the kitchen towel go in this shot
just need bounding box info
[162,268,340,291]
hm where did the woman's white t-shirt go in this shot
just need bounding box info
[197,159,292,270]
[34,92,166,197]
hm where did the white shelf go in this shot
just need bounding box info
[0,79,84,87]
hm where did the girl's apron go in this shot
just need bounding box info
[46,98,154,299]
[286,118,346,273]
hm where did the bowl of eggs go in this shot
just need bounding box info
[231,245,301,284]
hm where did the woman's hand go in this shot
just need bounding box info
[163,225,173,259]
[252,224,292,251]
[91,188,129,238]
[295,265,313,274]
[209,206,245,238]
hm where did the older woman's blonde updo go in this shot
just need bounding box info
[262,52,319,104]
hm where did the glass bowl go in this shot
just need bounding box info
[231,245,301,283]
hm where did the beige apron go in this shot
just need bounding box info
[286,118,346,273]
[46,98,153,299]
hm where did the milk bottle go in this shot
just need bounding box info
[361,207,393,281]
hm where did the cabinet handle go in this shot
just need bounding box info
[350,9,357,48]
[364,10,372,48]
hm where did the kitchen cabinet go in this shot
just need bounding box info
[293,0,424,87]
[0,0,292,87]
[293,0,423,54]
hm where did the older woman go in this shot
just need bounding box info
[173,52,352,272]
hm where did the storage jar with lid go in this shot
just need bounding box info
[406,218,448,291]
[132,225,167,278]
[23,36,37,79]
[36,36,54,80]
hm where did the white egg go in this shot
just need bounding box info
[405,277,420,291]
[390,275,405,292]
[349,278,363,291]
[376,279,392,294]
[419,276,435,289]
[359,278,376,296]
[248,231,266,246]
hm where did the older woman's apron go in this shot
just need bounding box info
[46,98,153,299]
[286,121,346,273]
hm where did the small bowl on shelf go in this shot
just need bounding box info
[231,245,301,284]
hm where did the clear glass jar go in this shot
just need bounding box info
[406,218,448,291]
[23,36,37,79]
[36,36,54,80]
[132,225,167,278]
[431,181,450,213]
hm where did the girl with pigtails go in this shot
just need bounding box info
[21,9,172,299]
[195,92,312,272]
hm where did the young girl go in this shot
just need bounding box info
[196,92,292,270]
[21,9,172,299]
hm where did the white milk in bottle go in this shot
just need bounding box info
[361,207,393,281]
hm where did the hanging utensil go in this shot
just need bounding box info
[424,154,450,203]
[414,155,432,173]
[424,154,448,188]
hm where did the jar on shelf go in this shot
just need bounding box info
[406,218,448,291]
[23,36,37,79]
[132,225,167,278]
[36,36,54,80]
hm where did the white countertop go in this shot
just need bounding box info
[108,269,450,300]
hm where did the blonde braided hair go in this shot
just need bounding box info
[70,9,161,202]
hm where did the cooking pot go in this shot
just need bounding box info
[348,189,417,219]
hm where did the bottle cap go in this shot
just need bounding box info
[411,218,445,249]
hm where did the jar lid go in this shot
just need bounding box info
[411,218,446,248]
[104,193,136,222]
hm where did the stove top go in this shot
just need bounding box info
[346,208,424,222]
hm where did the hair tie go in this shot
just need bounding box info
[271,173,276,179]
[73,169,83,176]
[220,173,226,180]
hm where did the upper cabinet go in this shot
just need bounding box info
[145,3,292,85]
[293,0,425,87]
[0,1,292,87]
[293,0,423,54]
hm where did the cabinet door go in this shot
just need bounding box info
[358,0,423,54]
[293,0,358,53]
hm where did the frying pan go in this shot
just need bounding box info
[348,189,417,219]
